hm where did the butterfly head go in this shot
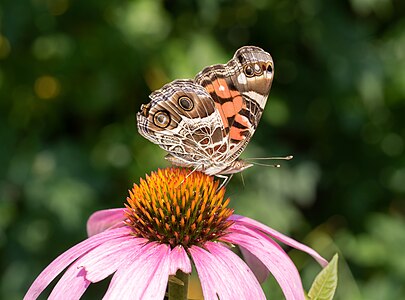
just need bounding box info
[218,158,253,175]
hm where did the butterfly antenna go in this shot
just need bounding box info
[245,155,293,168]
[246,155,293,161]
[248,161,281,168]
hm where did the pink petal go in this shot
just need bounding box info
[103,242,170,299]
[49,236,147,299]
[74,236,147,283]
[169,245,192,275]
[48,263,90,300]
[223,225,306,300]
[239,246,270,283]
[188,247,218,300]
[87,208,127,237]
[205,242,266,299]
[229,214,328,267]
[83,236,147,282]
[24,227,131,300]
[190,243,265,300]
[189,246,234,300]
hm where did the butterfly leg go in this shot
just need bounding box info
[175,166,200,188]
[216,174,233,190]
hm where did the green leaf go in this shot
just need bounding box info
[308,254,339,300]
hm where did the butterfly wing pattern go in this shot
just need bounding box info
[137,46,274,176]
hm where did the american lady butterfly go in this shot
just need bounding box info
[137,46,274,178]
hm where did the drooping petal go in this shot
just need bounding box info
[190,245,235,300]
[188,246,219,300]
[48,263,91,300]
[229,214,328,267]
[87,208,127,237]
[168,245,192,275]
[48,235,146,299]
[141,245,171,299]
[103,242,170,300]
[190,243,265,300]
[223,225,306,300]
[206,242,266,299]
[74,236,147,283]
[24,227,132,300]
[239,246,270,283]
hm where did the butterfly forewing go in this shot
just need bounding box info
[194,46,274,162]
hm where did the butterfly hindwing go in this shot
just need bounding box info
[137,80,228,170]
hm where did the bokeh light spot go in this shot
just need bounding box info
[107,143,132,168]
[21,220,50,251]
[48,0,70,16]
[113,0,171,46]
[33,151,56,177]
[34,75,61,99]
[389,168,405,193]
[350,0,393,18]
[0,34,11,59]
[32,34,73,60]
[381,133,404,157]
[358,71,383,109]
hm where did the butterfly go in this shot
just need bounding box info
[137,46,274,179]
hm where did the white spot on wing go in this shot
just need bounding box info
[219,85,225,91]
[237,73,247,84]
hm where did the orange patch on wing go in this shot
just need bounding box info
[220,94,243,119]
[205,77,246,130]
[207,78,243,102]
[205,82,215,94]
[213,78,230,98]
[221,101,236,118]
[229,126,245,141]
[215,102,229,128]
[234,113,249,128]
[231,94,243,111]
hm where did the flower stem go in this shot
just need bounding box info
[168,270,189,300]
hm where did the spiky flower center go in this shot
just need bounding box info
[125,168,234,248]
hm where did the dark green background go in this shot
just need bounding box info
[1,0,404,299]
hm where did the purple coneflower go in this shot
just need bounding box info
[25,168,327,300]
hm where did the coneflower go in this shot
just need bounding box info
[25,168,327,300]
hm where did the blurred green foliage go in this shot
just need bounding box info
[1,0,404,299]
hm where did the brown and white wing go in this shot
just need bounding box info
[137,80,228,169]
